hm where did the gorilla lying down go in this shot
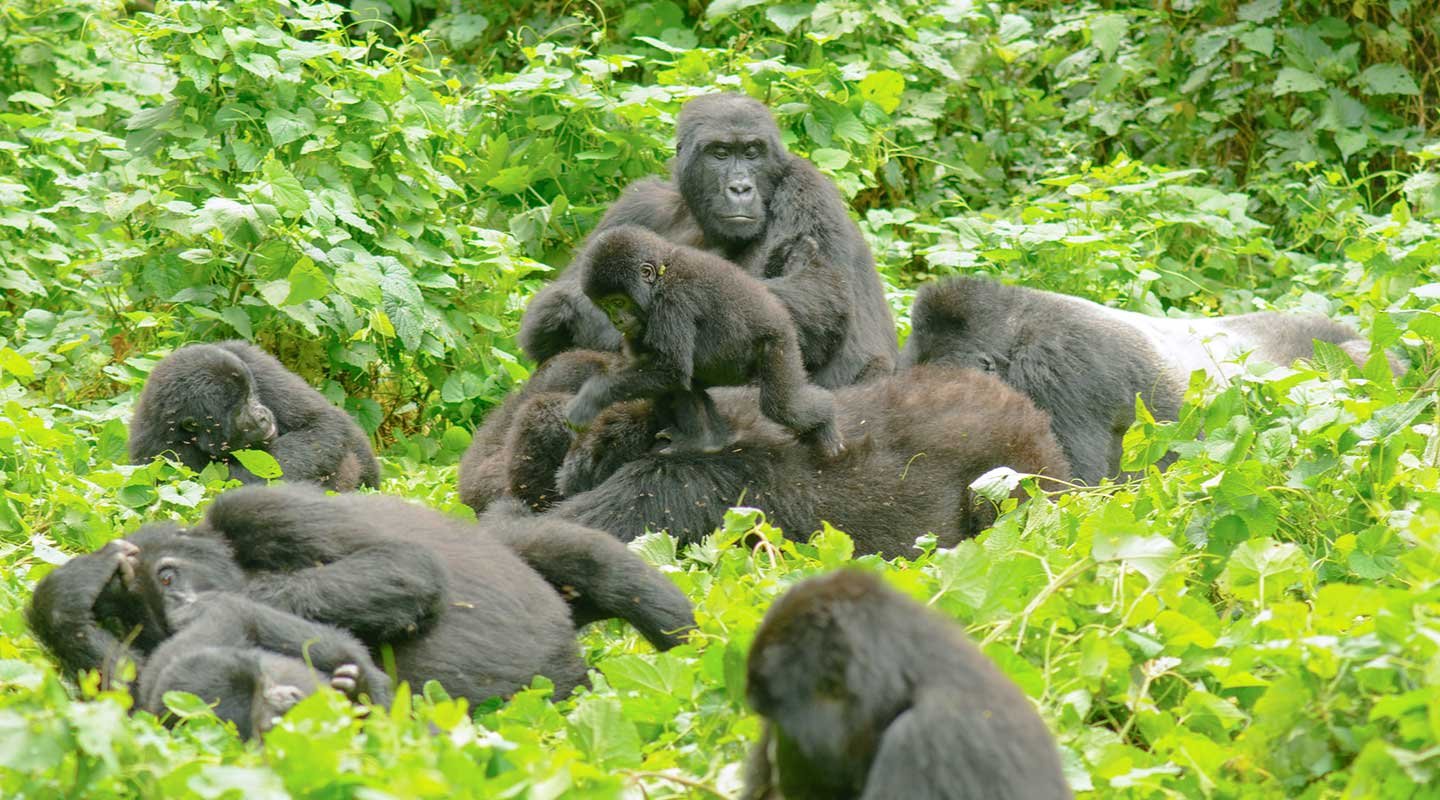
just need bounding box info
[519,92,897,388]
[28,485,695,737]
[743,570,1071,799]
[901,277,1404,483]
[491,363,1070,555]
[129,341,379,491]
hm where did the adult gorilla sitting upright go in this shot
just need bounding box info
[519,93,897,388]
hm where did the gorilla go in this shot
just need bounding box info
[498,366,1070,554]
[27,485,696,713]
[742,570,1072,799]
[457,349,624,514]
[518,93,896,388]
[129,341,379,491]
[567,225,842,456]
[900,277,1403,483]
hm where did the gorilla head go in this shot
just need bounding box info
[580,225,671,340]
[119,525,246,634]
[899,278,1017,375]
[674,93,787,248]
[131,344,278,463]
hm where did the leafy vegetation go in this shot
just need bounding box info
[1,0,1437,796]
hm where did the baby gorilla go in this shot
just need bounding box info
[129,341,379,491]
[567,225,843,457]
[743,570,1071,800]
[115,536,389,739]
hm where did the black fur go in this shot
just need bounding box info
[742,570,1071,800]
[518,93,896,388]
[129,341,379,491]
[900,277,1395,483]
[566,225,843,457]
[458,350,623,514]
[507,366,1069,554]
[27,485,695,711]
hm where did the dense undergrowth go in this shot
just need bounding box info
[0,0,1437,797]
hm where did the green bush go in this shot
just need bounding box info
[0,0,1436,796]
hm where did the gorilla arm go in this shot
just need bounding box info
[26,541,150,684]
[565,304,697,429]
[201,485,447,643]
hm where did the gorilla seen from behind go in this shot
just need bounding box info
[28,485,695,717]
[519,93,897,388]
[566,225,843,457]
[129,341,379,491]
[499,365,1069,554]
[901,277,1400,483]
[742,570,1071,800]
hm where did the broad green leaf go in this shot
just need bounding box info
[284,257,332,305]
[859,70,905,114]
[231,449,283,480]
[1357,64,1420,96]
[1273,68,1324,95]
[1090,14,1127,60]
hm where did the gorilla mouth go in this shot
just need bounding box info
[721,214,757,222]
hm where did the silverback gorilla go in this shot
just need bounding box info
[27,485,695,728]
[742,571,1072,799]
[518,93,896,388]
[129,341,379,491]
[493,365,1070,554]
[900,277,1401,483]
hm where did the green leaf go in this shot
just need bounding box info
[284,257,332,305]
[1218,538,1304,605]
[1090,14,1127,61]
[1273,68,1324,96]
[766,4,812,34]
[809,147,851,172]
[1357,64,1420,96]
[265,109,315,147]
[567,697,642,768]
[859,70,905,114]
[231,449,284,480]
[441,370,486,403]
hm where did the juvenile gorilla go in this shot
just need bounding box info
[458,350,624,514]
[900,277,1401,483]
[129,341,379,491]
[566,225,843,457]
[520,93,896,388]
[506,366,1069,554]
[742,570,1071,800]
[27,485,695,713]
[29,534,389,739]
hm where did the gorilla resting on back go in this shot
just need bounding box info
[129,341,379,491]
[27,485,695,718]
[900,277,1402,483]
[518,93,897,388]
[743,570,1071,799]
[491,365,1070,555]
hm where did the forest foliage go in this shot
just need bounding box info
[0,0,1437,797]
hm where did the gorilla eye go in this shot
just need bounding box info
[157,565,176,586]
[743,144,761,159]
[978,354,999,373]
[710,144,730,159]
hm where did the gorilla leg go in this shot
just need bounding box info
[482,509,696,650]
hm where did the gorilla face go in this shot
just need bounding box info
[675,94,785,247]
[185,356,277,456]
[122,525,246,634]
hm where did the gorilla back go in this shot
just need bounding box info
[129,341,379,491]
[515,366,1069,554]
[743,570,1071,800]
[900,277,1396,483]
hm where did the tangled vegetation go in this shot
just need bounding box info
[0,0,1436,797]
